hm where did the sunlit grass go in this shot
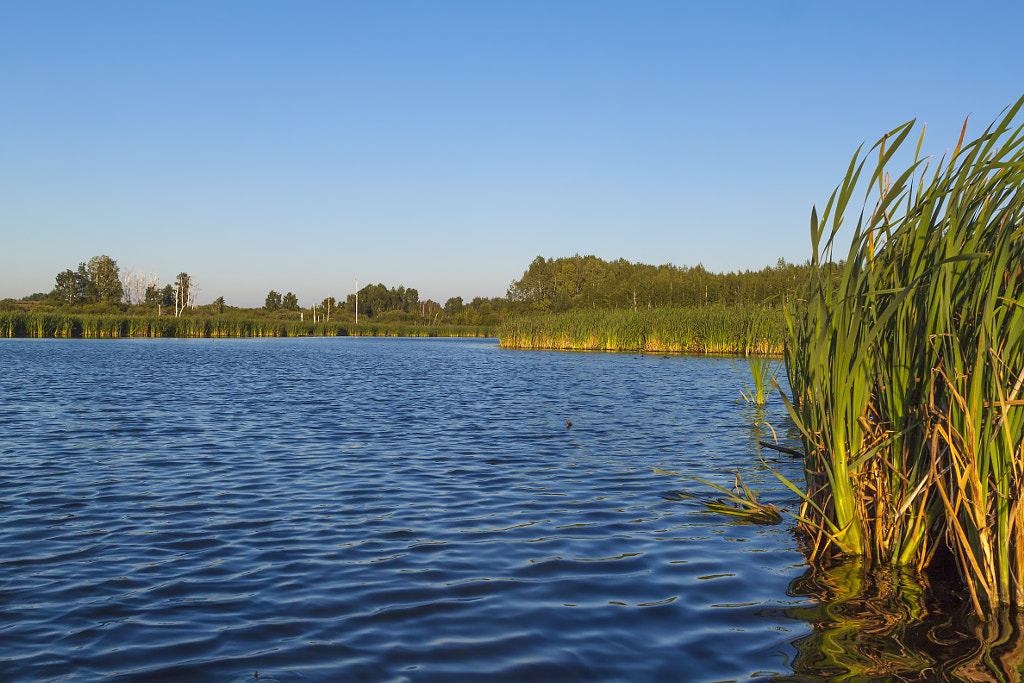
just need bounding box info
[734,356,781,406]
[781,95,1024,609]
[0,311,496,339]
[499,305,785,356]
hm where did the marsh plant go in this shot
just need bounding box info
[0,311,496,339]
[499,305,785,355]
[782,95,1024,609]
[734,356,781,407]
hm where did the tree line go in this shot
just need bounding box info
[46,255,204,317]
[505,254,831,311]
[8,253,831,324]
[261,283,506,327]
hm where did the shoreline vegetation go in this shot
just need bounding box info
[0,310,495,340]
[4,249,828,349]
[499,305,785,356]
[0,305,788,358]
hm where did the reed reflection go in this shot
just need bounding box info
[785,560,1024,681]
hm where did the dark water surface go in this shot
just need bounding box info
[0,338,998,681]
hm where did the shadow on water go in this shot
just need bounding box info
[782,559,1024,681]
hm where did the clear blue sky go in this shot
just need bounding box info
[2,1,1022,308]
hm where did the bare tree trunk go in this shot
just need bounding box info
[122,269,133,304]
[188,277,198,310]
[134,271,146,305]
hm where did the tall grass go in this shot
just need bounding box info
[783,95,1024,609]
[0,312,496,339]
[500,305,785,355]
[734,356,781,406]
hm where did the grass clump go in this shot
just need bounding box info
[734,356,781,406]
[783,95,1024,610]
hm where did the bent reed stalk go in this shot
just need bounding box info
[784,95,1024,609]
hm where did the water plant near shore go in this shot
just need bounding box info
[499,305,785,355]
[783,95,1024,609]
[659,469,783,525]
[734,356,781,406]
[0,311,495,339]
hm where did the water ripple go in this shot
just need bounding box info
[0,338,810,681]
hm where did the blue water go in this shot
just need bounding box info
[0,337,825,680]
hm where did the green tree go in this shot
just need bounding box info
[351,282,422,317]
[319,297,336,322]
[444,296,464,315]
[53,269,85,304]
[160,284,174,307]
[505,254,823,311]
[421,299,442,319]
[213,296,226,313]
[465,297,499,326]
[76,263,98,303]
[264,290,282,311]
[282,292,299,311]
[87,255,123,303]
[403,287,419,312]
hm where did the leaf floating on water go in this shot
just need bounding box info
[703,500,783,525]
[652,467,685,478]
[660,489,697,501]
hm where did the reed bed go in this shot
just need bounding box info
[783,96,1024,609]
[0,312,495,339]
[499,305,785,356]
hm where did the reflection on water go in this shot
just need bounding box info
[785,559,1024,681]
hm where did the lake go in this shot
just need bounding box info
[0,337,1003,681]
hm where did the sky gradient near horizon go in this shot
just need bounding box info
[3,1,1023,308]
